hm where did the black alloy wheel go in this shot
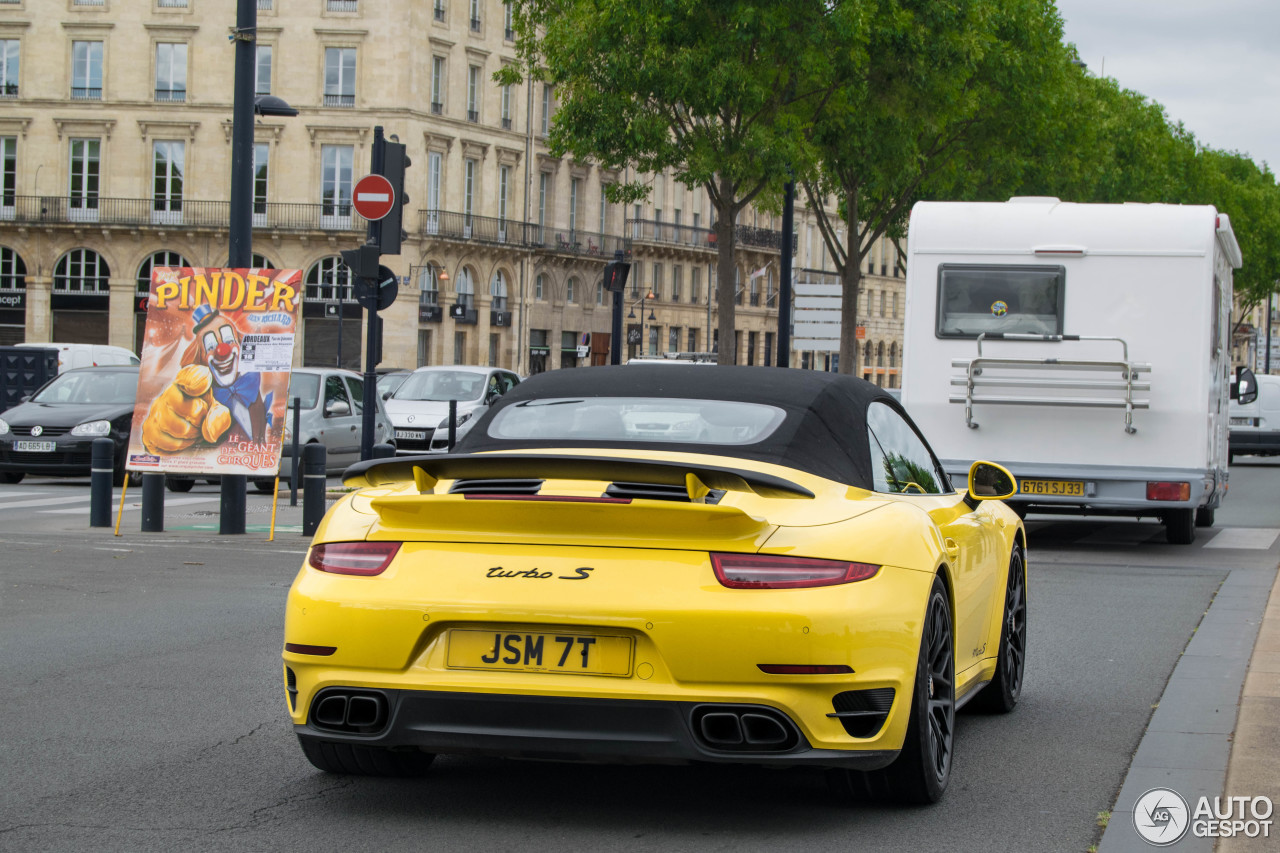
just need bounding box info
[1164,508,1195,545]
[1,472,23,484]
[970,544,1026,713]
[832,575,955,804]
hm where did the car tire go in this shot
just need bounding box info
[297,735,435,778]
[1164,508,1196,545]
[253,478,277,494]
[1195,507,1215,528]
[968,544,1026,714]
[832,575,954,804]
[2,472,24,484]
[166,478,195,493]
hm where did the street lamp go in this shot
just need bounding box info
[221,0,296,534]
[627,290,656,356]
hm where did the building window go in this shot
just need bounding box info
[688,328,698,352]
[68,138,100,217]
[651,263,663,300]
[137,251,190,297]
[155,42,187,101]
[565,276,576,304]
[152,140,184,221]
[569,178,580,235]
[596,280,604,306]
[489,333,499,367]
[255,44,272,95]
[418,265,440,306]
[892,291,899,318]
[671,265,682,302]
[467,65,480,122]
[434,0,446,23]
[323,47,356,107]
[454,331,466,364]
[431,56,445,113]
[71,41,103,100]
[253,142,269,218]
[469,0,481,31]
[54,248,109,294]
[0,40,18,98]
[747,331,758,366]
[498,165,510,225]
[326,0,358,11]
[456,267,474,309]
[320,144,353,220]
[669,327,679,353]
[500,82,511,129]
[0,137,14,207]
[490,270,507,311]
[0,247,27,296]
[764,331,774,366]
[306,255,354,302]
[540,84,551,135]
[418,329,432,366]
[691,266,700,303]
[536,172,547,240]
[504,1,514,39]
[599,184,608,234]
[463,158,475,224]
[425,151,442,233]
[535,272,544,301]
[879,290,886,318]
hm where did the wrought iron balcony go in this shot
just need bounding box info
[625,218,715,250]
[470,16,481,31]
[71,87,102,100]
[430,101,443,115]
[155,88,186,103]
[0,83,16,99]
[417,209,627,258]
[327,0,358,11]
[323,93,355,108]
[0,195,375,233]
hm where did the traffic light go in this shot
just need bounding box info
[339,244,380,280]
[375,137,410,255]
[602,259,631,293]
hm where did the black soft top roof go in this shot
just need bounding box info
[456,365,903,489]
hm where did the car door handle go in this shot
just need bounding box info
[944,538,960,558]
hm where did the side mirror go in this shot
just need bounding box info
[324,400,351,417]
[382,390,393,400]
[967,461,1017,501]
[1231,366,1258,405]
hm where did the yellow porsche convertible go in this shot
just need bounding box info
[283,366,1026,803]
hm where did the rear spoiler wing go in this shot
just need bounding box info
[343,452,816,500]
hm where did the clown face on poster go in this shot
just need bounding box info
[126,267,303,477]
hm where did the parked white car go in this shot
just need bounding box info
[385,365,521,454]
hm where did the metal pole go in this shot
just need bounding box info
[448,399,457,451]
[610,250,623,365]
[289,396,300,506]
[778,180,794,367]
[220,0,255,535]
[361,126,385,462]
[1266,292,1274,374]
[141,473,164,532]
[301,443,326,536]
[336,302,343,367]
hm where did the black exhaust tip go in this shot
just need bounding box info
[740,712,789,746]
[699,712,745,746]
[310,689,389,734]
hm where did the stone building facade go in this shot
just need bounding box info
[0,0,904,380]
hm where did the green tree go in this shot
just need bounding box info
[802,0,1071,374]
[501,0,838,364]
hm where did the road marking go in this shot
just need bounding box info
[1203,527,1280,550]
[42,497,219,514]
[0,494,91,509]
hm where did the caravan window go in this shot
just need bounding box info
[936,264,1065,338]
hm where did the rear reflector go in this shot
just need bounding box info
[1146,481,1190,502]
[308,542,401,576]
[284,643,337,656]
[711,553,879,589]
[757,664,854,675]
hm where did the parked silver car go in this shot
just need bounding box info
[385,365,521,454]
[165,367,395,493]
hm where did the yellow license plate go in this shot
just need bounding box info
[446,629,634,677]
[1019,479,1085,496]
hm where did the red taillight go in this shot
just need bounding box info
[711,553,879,589]
[284,643,337,656]
[308,542,401,576]
[757,664,854,675]
[1146,481,1190,502]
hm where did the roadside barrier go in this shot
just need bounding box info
[89,438,114,528]
[302,443,326,536]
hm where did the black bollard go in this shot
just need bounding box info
[289,396,301,507]
[448,399,457,451]
[371,442,395,459]
[302,442,326,536]
[89,438,114,527]
[219,474,246,535]
[141,473,164,532]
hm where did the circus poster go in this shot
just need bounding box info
[125,267,302,476]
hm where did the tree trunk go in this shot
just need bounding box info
[715,188,738,366]
[838,189,862,376]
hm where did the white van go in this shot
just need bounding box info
[16,342,139,372]
[1229,373,1280,461]
[901,198,1241,544]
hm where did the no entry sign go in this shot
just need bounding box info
[352,174,395,221]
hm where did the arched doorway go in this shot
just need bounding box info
[52,248,110,344]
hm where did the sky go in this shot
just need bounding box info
[1054,0,1280,177]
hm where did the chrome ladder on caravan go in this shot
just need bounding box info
[949,334,1151,433]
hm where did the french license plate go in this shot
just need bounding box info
[395,429,426,440]
[1020,479,1085,496]
[1230,417,1252,426]
[14,440,56,452]
[446,629,634,677]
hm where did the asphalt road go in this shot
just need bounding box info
[0,462,1277,852]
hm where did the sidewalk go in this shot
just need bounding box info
[1219,570,1280,852]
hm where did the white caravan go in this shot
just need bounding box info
[901,198,1242,544]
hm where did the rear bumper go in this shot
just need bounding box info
[942,459,1223,514]
[291,688,899,770]
[1230,430,1280,455]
